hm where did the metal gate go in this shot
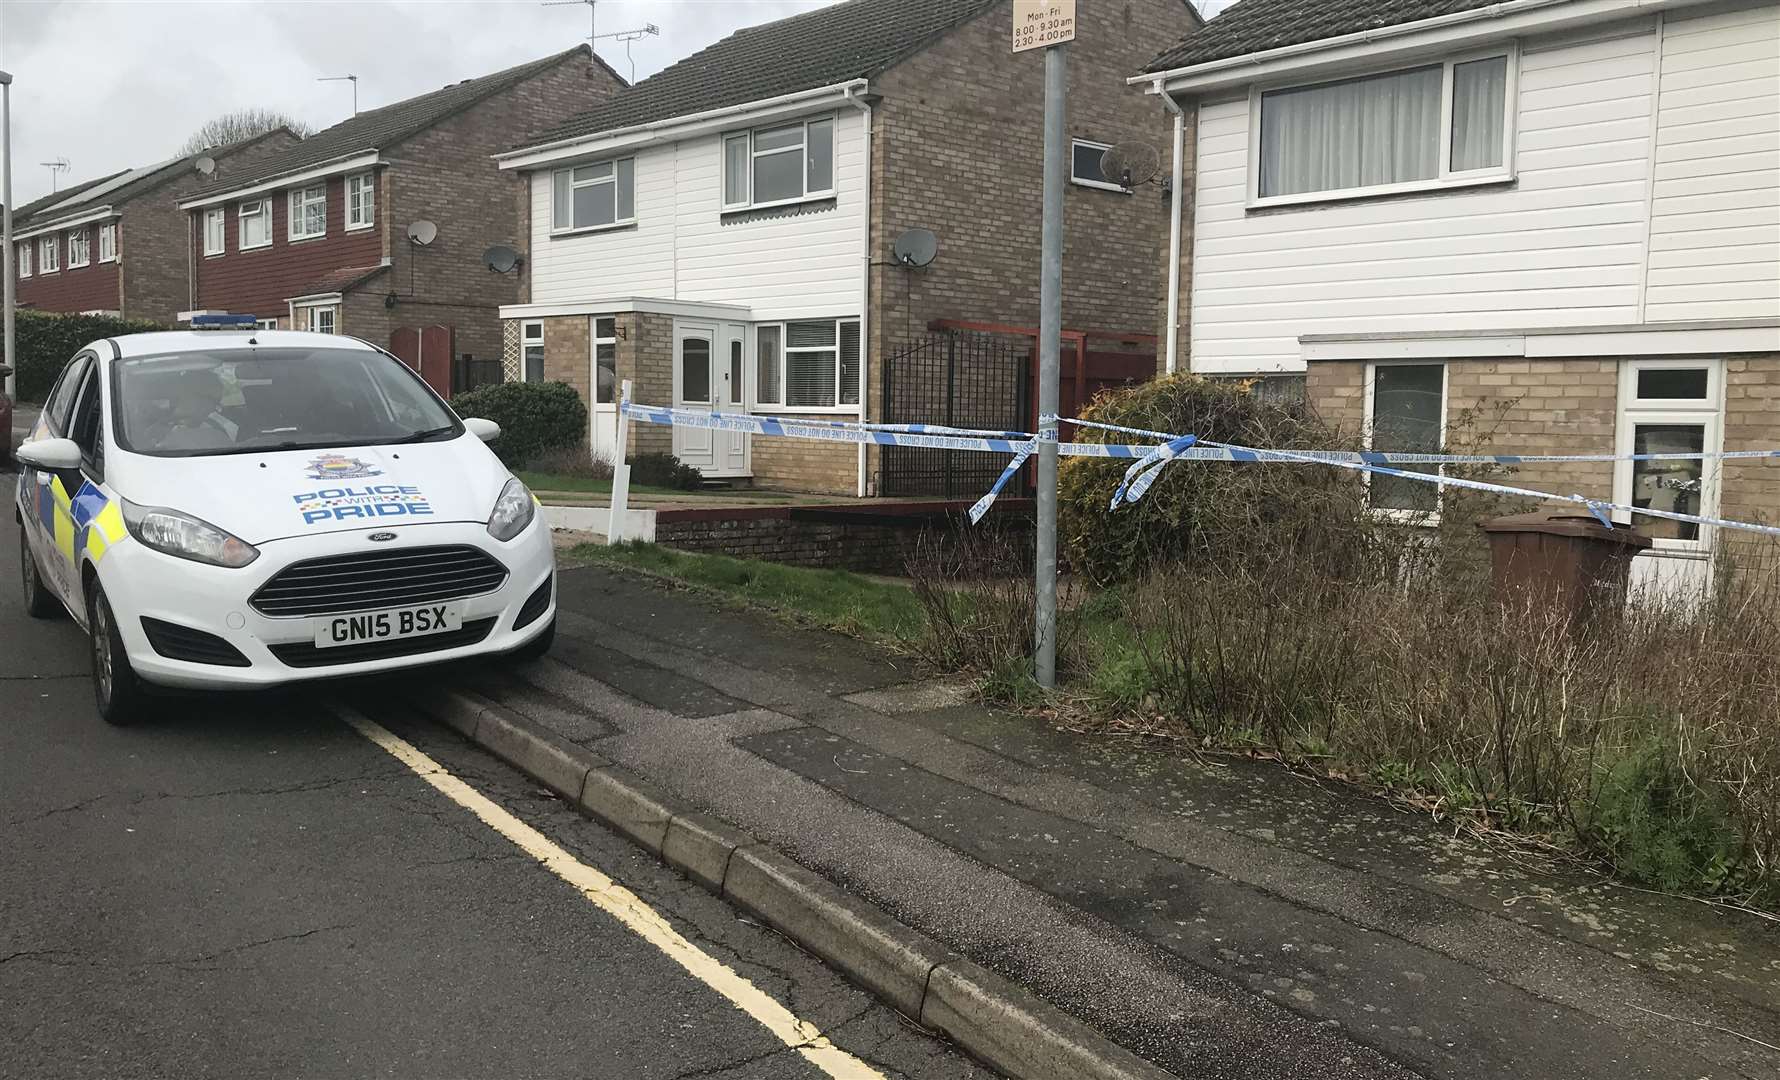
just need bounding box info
[880,331,1030,497]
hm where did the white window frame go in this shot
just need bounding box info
[1362,360,1448,524]
[255,318,279,330]
[1613,358,1724,554]
[345,172,376,231]
[721,115,837,212]
[39,235,58,273]
[751,317,861,414]
[288,184,327,241]
[203,208,227,256]
[1070,138,1125,192]
[238,199,272,250]
[66,228,90,269]
[592,316,618,404]
[551,158,635,235]
[98,223,117,263]
[1246,44,1518,210]
[17,242,30,278]
[521,320,546,383]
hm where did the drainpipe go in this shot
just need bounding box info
[844,85,873,497]
[1158,83,1185,375]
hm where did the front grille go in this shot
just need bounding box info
[141,617,252,667]
[250,546,508,618]
[513,575,553,631]
[268,617,497,668]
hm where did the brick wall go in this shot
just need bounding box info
[15,224,120,313]
[1721,355,1780,527]
[655,507,1033,573]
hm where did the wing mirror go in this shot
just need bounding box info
[463,418,501,443]
[15,437,83,471]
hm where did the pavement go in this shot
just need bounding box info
[435,564,1780,1080]
[0,499,993,1080]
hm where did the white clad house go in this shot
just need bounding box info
[1142,0,1780,591]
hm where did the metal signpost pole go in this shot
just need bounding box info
[1033,42,1066,688]
[2,70,15,403]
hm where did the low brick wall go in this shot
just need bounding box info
[653,500,1034,574]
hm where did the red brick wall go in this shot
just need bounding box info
[192,174,383,320]
[16,223,121,314]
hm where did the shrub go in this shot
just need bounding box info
[448,380,586,468]
[3,310,163,402]
[528,442,614,481]
[628,452,704,490]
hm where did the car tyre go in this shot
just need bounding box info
[21,528,60,619]
[512,616,555,661]
[88,585,148,726]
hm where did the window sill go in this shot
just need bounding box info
[1248,171,1514,213]
[287,233,327,245]
[752,405,862,416]
[99,257,117,265]
[1368,506,1440,527]
[345,222,375,233]
[203,252,226,259]
[1071,178,1130,194]
[721,196,837,225]
[549,220,637,239]
[238,241,273,252]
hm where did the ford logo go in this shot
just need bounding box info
[367,531,399,543]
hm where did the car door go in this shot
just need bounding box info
[63,364,116,618]
[27,353,95,607]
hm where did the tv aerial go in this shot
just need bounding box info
[891,228,938,269]
[406,219,438,246]
[482,245,524,274]
[1099,143,1162,190]
[40,158,70,192]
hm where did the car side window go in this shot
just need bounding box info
[45,354,93,436]
[69,367,105,482]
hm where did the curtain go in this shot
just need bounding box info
[1259,65,1442,197]
[1452,56,1508,172]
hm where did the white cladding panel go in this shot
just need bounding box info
[527,108,866,322]
[1189,26,1661,373]
[1644,2,1780,321]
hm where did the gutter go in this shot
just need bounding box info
[844,85,874,498]
[495,80,871,170]
[1158,92,1185,375]
[13,205,118,242]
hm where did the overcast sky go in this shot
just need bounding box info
[0,0,1228,208]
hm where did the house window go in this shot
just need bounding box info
[239,199,272,249]
[755,317,861,410]
[722,116,835,210]
[289,184,327,240]
[17,242,30,278]
[1616,360,1721,546]
[98,223,117,263]
[1070,139,1123,191]
[255,318,278,330]
[346,173,375,230]
[40,235,58,273]
[1254,49,1513,205]
[1365,363,1445,514]
[594,317,617,403]
[522,321,545,383]
[552,159,635,232]
[298,305,337,334]
[67,229,90,268]
[203,208,226,256]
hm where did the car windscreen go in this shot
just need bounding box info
[112,346,462,457]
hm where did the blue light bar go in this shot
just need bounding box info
[191,314,259,330]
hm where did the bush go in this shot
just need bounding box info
[628,452,704,491]
[3,310,163,402]
[527,442,614,481]
[448,380,586,468]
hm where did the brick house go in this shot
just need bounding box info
[7,128,297,323]
[1142,0,1780,592]
[180,45,624,391]
[497,0,1200,494]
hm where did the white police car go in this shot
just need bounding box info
[13,328,555,724]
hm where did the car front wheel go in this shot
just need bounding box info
[21,526,59,619]
[89,585,147,726]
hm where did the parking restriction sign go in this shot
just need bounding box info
[1012,0,1075,53]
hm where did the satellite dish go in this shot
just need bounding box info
[1100,143,1161,189]
[193,156,217,176]
[891,228,938,269]
[407,219,438,246]
[482,245,523,274]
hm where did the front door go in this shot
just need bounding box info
[672,320,748,477]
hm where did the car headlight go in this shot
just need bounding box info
[121,499,260,568]
[487,477,536,542]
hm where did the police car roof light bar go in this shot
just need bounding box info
[192,314,259,330]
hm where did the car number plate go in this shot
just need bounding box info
[314,603,463,649]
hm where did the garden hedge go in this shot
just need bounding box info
[3,310,163,402]
[448,380,587,469]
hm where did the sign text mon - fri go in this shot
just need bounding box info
[1012,0,1076,53]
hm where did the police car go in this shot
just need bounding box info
[13,327,556,724]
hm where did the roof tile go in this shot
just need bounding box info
[1146,0,1503,72]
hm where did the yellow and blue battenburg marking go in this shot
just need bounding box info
[34,476,127,564]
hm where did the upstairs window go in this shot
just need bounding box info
[67,229,91,268]
[1254,50,1513,205]
[17,242,30,278]
[99,223,117,263]
[289,184,326,240]
[723,116,835,210]
[203,208,226,256]
[346,173,375,230]
[552,158,635,232]
[239,199,272,250]
[40,235,59,273]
